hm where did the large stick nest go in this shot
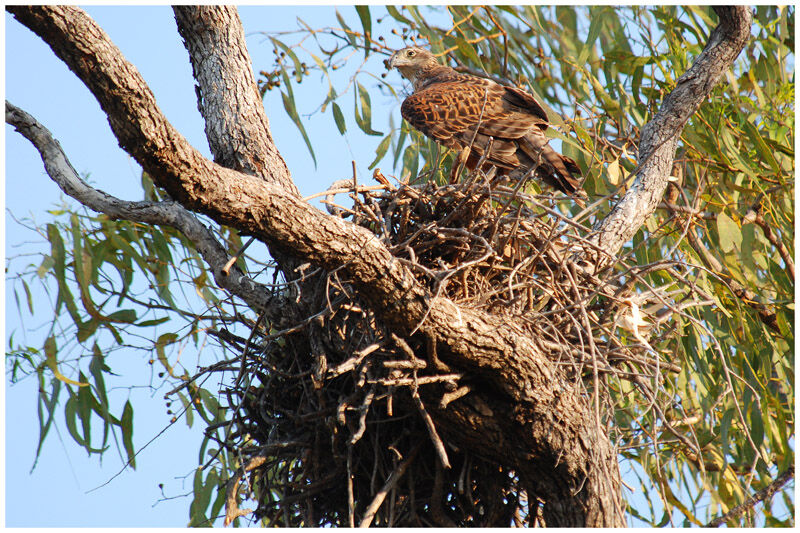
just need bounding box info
[214,168,693,526]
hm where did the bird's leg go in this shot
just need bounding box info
[450,145,471,184]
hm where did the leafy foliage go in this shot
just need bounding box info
[7,5,793,527]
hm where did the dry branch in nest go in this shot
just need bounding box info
[212,165,705,527]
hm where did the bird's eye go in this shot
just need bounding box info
[407,50,415,56]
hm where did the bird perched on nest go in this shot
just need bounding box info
[387,46,586,206]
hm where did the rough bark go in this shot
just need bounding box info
[7,4,752,526]
[172,6,295,193]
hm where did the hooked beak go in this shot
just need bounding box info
[385,52,398,70]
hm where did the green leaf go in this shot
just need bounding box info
[34,373,61,467]
[44,335,88,387]
[76,318,100,343]
[281,84,317,165]
[393,122,409,169]
[89,344,112,447]
[369,135,392,170]
[178,391,195,429]
[355,6,371,58]
[136,316,171,328]
[47,223,80,324]
[65,394,89,448]
[209,469,227,525]
[77,373,92,437]
[354,82,383,136]
[149,230,173,264]
[743,121,782,176]
[156,332,179,378]
[37,255,54,278]
[106,309,137,323]
[335,9,357,47]
[121,400,136,469]
[198,433,212,465]
[717,212,742,253]
[269,37,304,83]
[308,52,328,75]
[402,142,420,183]
[719,408,735,469]
[455,37,481,66]
[750,402,765,450]
[199,388,223,423]
[385,5,411,25]
[189,468,212,526]
[577,7,605,65]
[21,279,34,314]
[331,101,346,134]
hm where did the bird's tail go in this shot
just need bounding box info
[519,134,587,206]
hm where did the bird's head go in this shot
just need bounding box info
[386,47,439,84]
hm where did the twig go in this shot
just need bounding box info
[347,446,355,527]
[370,374,462,387]
[357,442,422,527]
[306,183,389,202]
[440,385,471,408]
[328,343,382,377]
[430,459,458,527]
[224,455,268,526]
[411,372,450,469]
[222,236,255,276]
[235,310,266,387]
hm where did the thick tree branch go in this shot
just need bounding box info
[171,6,304,278]
[589,6,752,261]
[5,101,284,320]
[172,6,295,193]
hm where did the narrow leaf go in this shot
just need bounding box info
[44,335,88,387]
[332,101,347,134]
[269,37,304,83]
[281,87,317,165]
[34,374,61,467]
[355,82,383,136]
[743,121,782,176]
[355,6,371,58]
[121,400,136,469]
[369,135,392,170]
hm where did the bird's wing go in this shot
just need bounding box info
[400,81,483,145]
[501,86,550,130]
[401,79,549,149]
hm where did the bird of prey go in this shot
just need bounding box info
[387,46,586,205]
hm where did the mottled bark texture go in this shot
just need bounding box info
[7,5,751,526]
[172,6,295,193]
